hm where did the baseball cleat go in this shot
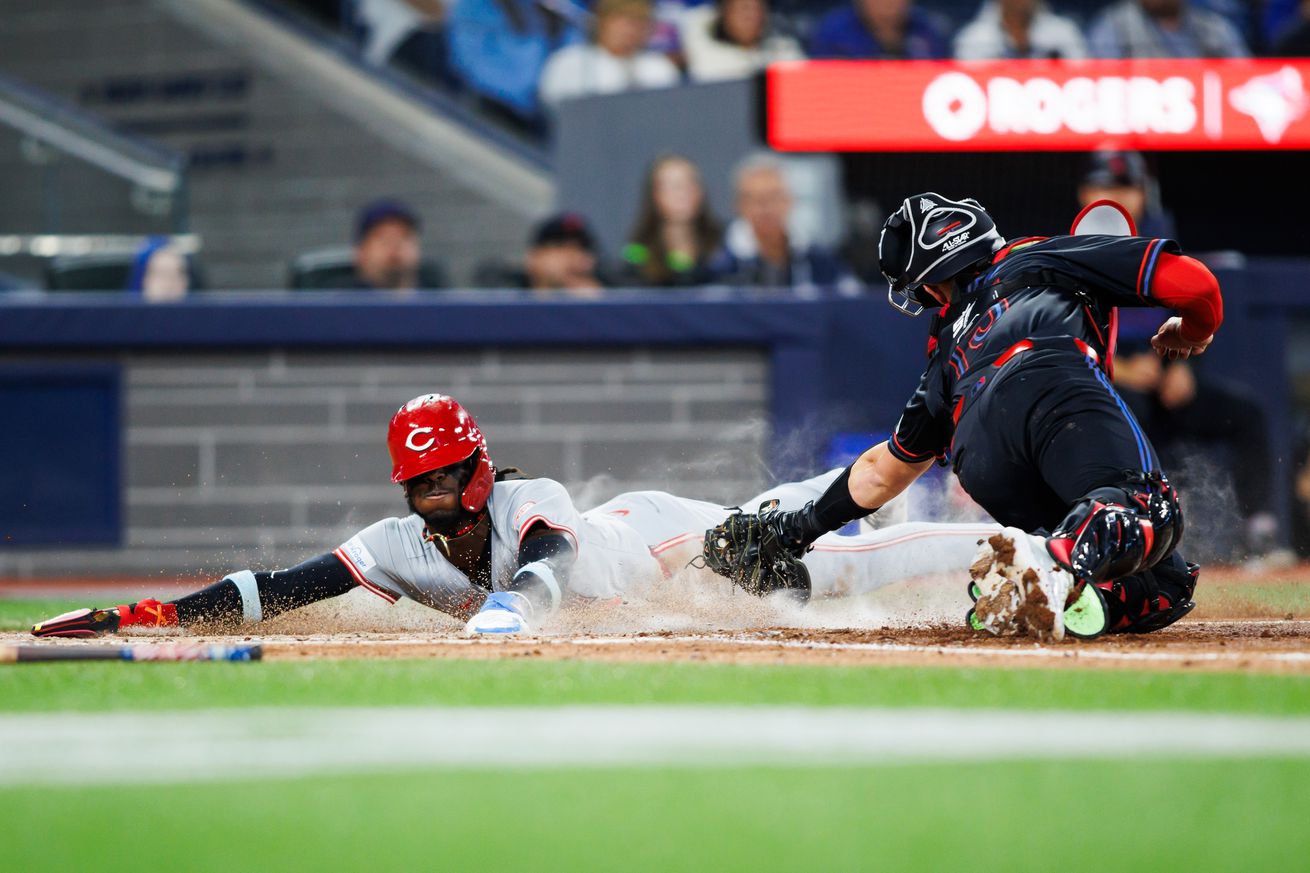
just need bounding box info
[968,528,1073,642]
[463,591,533,636]
[1063,583,1111,639]
[30,599,176,638]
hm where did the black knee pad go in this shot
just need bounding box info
[1050,472,1184,584]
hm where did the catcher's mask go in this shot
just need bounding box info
[387,393,495,514]
[878,193,1005,316]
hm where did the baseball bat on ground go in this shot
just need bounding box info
[0,643,262,664]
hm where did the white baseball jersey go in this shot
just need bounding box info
[333,477,661,616]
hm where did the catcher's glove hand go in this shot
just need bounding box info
[700,501,812,602]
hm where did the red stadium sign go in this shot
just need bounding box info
[766,59,1310,151]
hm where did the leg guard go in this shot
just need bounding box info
[1047,472,1184,586]
[1101,553,1200,634]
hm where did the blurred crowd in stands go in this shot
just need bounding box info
[333,0,1310,131]
[106,141,1168,300]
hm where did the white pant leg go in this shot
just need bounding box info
[585,491,731,573]
[803,522,1000,599]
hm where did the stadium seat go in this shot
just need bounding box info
[288,247,450,290]
[45,253,135,291]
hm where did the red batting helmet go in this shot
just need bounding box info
[387,394,495,513]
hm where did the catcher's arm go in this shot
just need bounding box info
[702,443,930,599]
[848,441,933,511]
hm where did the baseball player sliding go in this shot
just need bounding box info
[704,194,1222,642]
[32,393,1000,639]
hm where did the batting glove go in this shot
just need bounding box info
[463,590,533,636]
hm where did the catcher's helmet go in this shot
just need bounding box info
[878,193,1005,316]
[387,394,495,513]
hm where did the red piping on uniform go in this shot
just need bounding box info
[333,548,399,604]
[1074,339,1099,365]
[992,339,1034,368]
[1134,241,1154,302]
[952,396,965,425]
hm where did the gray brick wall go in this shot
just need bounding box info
[0,347,768,578]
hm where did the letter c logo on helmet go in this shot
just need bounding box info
[405,426,436,452]
[878,193,1005,317]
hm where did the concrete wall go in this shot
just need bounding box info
[0,347,767,579]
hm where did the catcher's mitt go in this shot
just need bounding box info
[700,502,812,602]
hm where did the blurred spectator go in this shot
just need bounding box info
[808,0,951,60]
[353,199,423,291]
[539,0,681,109]
[680,0,804,82]
[619,154,723,286]
[1114,339,1285,560]
[1088,0,1249,58]
[709,153,858,292]
[356,0,446,66]
[127,237,192,303]
[524,212,606,296]
[447,0,582,120]
[1077,148,1177,240]
[953,0,1087,59]
[476,212,607,296]
[1274,0,1310,53]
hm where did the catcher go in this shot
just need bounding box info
[32,392,1004,639]
[702,194,1222,642]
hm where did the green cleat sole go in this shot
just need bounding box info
[1064,584,1110,640]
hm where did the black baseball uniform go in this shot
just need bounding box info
[887,233,1179,532]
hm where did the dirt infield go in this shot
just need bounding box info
[7,565,1309,675]
[7,620,1310,675]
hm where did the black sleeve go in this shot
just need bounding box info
[508,528,578,614]
[1039,235,1182,308]
[889,361,951,464]
[258,553,358,617]
[518,528,577,568]
[172,552,356,626]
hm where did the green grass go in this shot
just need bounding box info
[1199,582,1310,617]
[0,598,86,631]
[4,759,1308,872]
[6,595,1310,871]
[4,658,1310,715]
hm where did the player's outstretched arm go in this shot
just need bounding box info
[31,552,358,637]
[1147,253,1223,360]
